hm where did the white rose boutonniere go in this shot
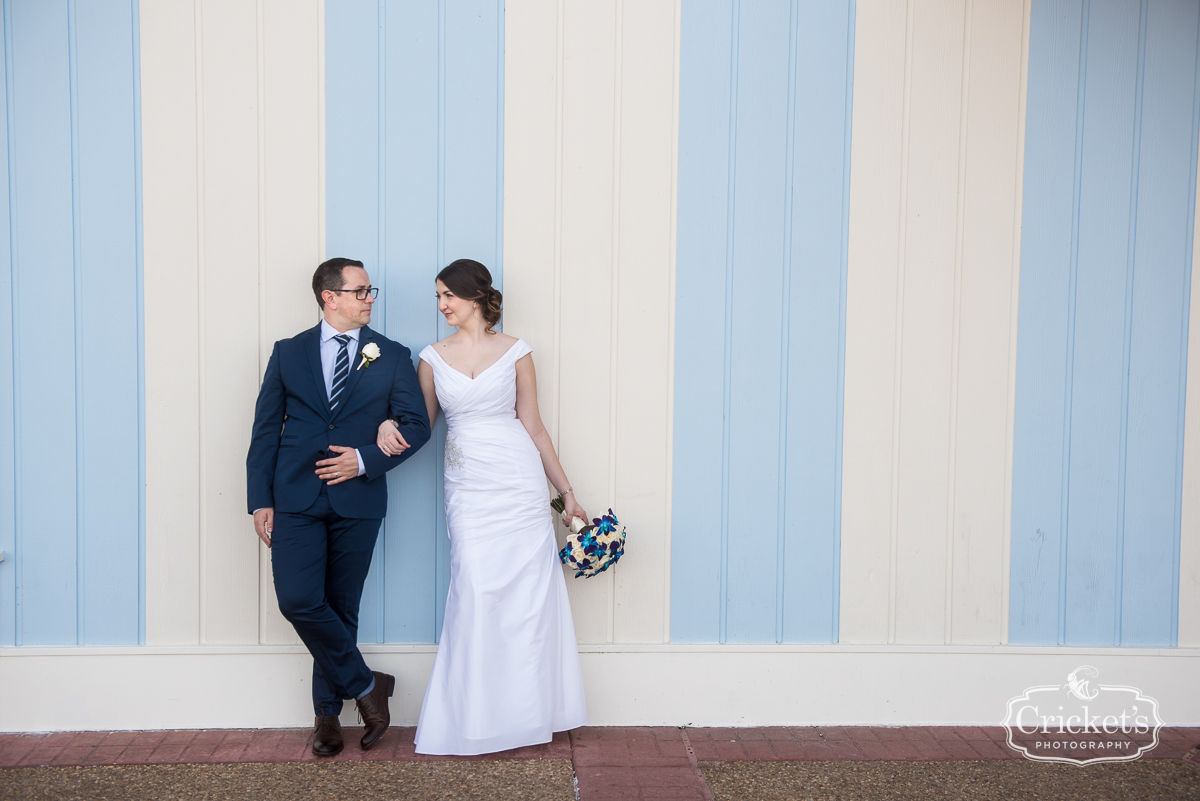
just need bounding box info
[358,342,381,370]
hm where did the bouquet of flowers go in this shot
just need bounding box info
[551,494,626,578]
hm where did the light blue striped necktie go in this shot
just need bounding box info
[330,334,351,410]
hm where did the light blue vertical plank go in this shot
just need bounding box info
[1120,0,1199,646]
[443,1,501,273]
[724,0,790,643]
[671,0,735,643]
[381,0,439,644]
[11,0,77,644]
[437,0,502,634]
[0,0,13,647]
[1062,0,1141,646]
[1013,0,1198,646]
[1010,0,1085,645]
[74,0,139,644]
[780,0,853,643]
[326,0,502,643]
[325,0,382,642]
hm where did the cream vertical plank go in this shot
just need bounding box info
[504,0,559,420]
[198,0,262,644]
[558,0,619,644]
[948,0,1025,644]
[503,0,571,627]
[257,0,323,645]
[840,0,909,644]
[142,0,202,645]
[610,0,675,643]
[1181,103,1200,647]
[891,2,966,644]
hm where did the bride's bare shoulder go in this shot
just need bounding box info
[491,332,519,348]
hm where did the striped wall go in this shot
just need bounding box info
[1011,0,1200,647]
[1,0,1198,666]
[671,0,855,644]
[325,0,503,643]
[1,0,143,646]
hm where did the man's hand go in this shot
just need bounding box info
[317,445,361,485]
[376,419,411,457]
[254,508,275,548]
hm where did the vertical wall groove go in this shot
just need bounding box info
[717,0,740,646]
[663,0,681,645]
[1114,0,1149,645]
[606,0,623,645]
[945,0,973,645]
[832,0,856,641]
[775,0,800,645]
[68,0,84,645]
[887,0,916,646]
[3,0,19,646]
[254,0,267,645]
[132,0,147,646]
[193,0,208,645]
[1056,0,1089,646]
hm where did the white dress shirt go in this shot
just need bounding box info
[319,319,367,477]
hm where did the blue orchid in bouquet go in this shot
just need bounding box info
[550,495,626,578]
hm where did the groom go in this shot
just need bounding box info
[247,257,430,756]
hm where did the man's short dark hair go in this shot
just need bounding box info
[313,257,364,309]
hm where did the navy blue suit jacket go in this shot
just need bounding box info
[246,323,430,519]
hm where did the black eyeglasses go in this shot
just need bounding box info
[329,287,379,300]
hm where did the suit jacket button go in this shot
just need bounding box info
[328,424,335,430]
[317,449,325,456]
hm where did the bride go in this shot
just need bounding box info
[376,258,589,755]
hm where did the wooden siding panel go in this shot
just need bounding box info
[674,0,853,643]
[74,0,141,645]
[843,0,1028,645]
[326,0,503,643]
[142,0,202,645]
[1011,0,1199,646]
[1120,0,1199,646]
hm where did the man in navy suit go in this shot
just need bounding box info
[247,257,430,756]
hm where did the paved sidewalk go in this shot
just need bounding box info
[2,726,1198,800]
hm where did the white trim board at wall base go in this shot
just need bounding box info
[1,644,1196,731]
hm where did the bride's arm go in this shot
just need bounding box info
[514,353,589,525]
[378,360,440,456]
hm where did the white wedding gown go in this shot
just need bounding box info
[413,338,588,755]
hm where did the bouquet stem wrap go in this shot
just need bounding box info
[551,494,626,578]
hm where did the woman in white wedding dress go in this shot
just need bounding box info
[376,258,588,755]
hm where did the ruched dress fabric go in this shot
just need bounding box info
[413,339,588,756]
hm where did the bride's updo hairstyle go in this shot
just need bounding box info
[438,259,503,331]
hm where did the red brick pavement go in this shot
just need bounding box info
[1,726,1196,801]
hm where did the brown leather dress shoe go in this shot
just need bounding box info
[355,671,395,750]
[312,714,344,757]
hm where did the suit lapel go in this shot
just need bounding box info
[305,325,333,420]
[331,325,374,422]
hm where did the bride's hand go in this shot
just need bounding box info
[562,494,589,529]
[377,419,409,457]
